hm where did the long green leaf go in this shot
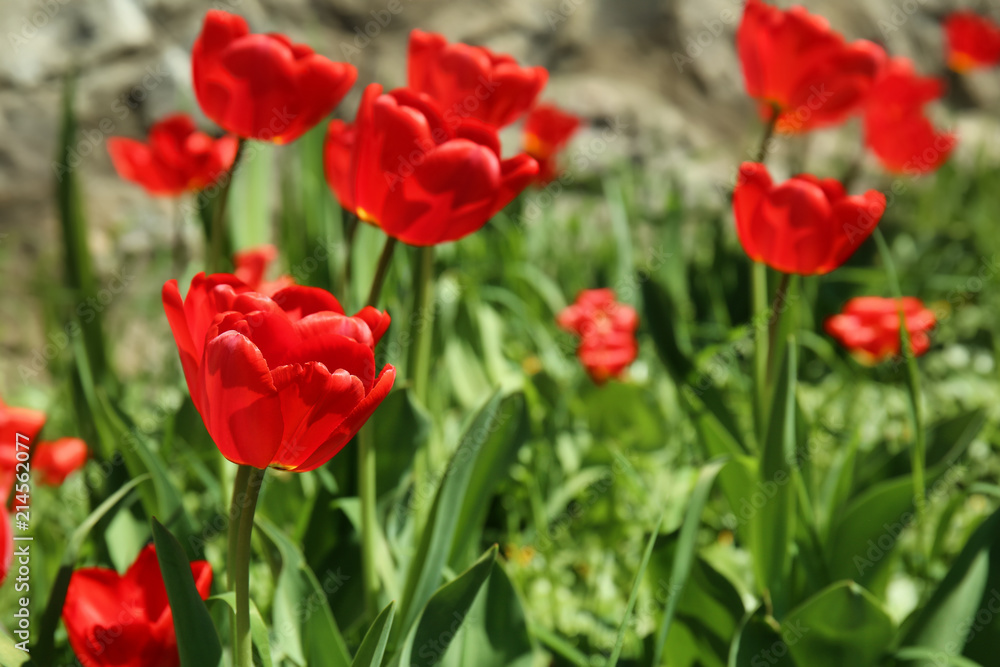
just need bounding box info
[151,518,222,667]
[209,592,273,667]
[351,602,396,667]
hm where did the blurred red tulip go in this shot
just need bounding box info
[864,58,955,176]
[557,289,639,384]
[407,29,548,128]
[107,114,238,196]
[733,162,886,275]
[523,104,581,185]
[233,245,295,296]
[825,297,936,364]
[32,437,89,486]
[193,10,357,144]
[324,84,538,246]
[0,399,46,499]
[63,544,212,667]
[162,274,395,471]
[737,0,885,133]
[945,11,1000,72]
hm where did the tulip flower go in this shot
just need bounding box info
[407,29,548,128]
[557,289,639,384]
[523,104,581,184]
[945,11,1000,72]
[162,274,395,470]
[0,399,46,501]
[863,58,955,176]
[32,437,89,486]
[324,84,538,246]
[233,245,295,297]
[733,163,886,275]
[825,297,936,364]
[192,10,357,144]
[62,544,212,667]
[107,114,238,196]
[737,0,885,133]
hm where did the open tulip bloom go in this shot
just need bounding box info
[944,11,1000,72]
[162,274,395,471]
[407,29,548,128]
[62,545,212,667]
[523,104,582,185]
[825,296,936,364]
[193,10,358,144]
[324,84,539,246]
[107,114,238,196]
[733,162,887,275]
[737,0,885,133]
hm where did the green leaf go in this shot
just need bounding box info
[351,602,396,667]
[783,581,894,667]
[208,592,273,667]
[751,337,797,617]
[394,545,498,667]
[395,389,506,640]
[894,648,984,667]
[256,516,352,667]
[652,458,730,665]
[642,279,745,451]
[901,507,1000,663]
[374,388,432,499]
[0,633,30,666]
[449,392,528,566]
[31,474,150,664]
[728,607,796,667]
[151,518,222,667]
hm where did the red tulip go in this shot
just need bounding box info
[0,399,46,500]
[162,274,395,470]
[32,437,89,486]
[825,297,936,364]
[407,29,548,128]
[945,11,1000,72]
[737,0,885,133]
[233,245,295,297]
[523,104,581,185]
[733,162,886,275]
[863,58,955,176]
[324,84,538,246]
[557,289,639,384]
[107,114,238,196]
[192,10,357,144]
[63,544,212,667]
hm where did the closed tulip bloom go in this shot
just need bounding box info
[0,399,46,500]
[233,244,295,296]
[825,297,936,364]
[193,10,357,144]
[737,0,885,133]
[162,274,395,471]
[32,437,89,486]
[107,114,238,196]
[63,545,212,667]
[945,11,1000,72]
[324,84,538,246]
[864,58,955,176]
[407,29,548,128]
[733,163,886,275]
[557,289,639,384]
[523,104,581,184]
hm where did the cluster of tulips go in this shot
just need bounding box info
[2,1,999,665]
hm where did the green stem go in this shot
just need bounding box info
[872,228,927,565]
[208,138,246,273]
[227,465,252,590]
[408,246,436,404]
[358,425,379,616]
[766,272,792,384]
[752,262,769,444]
[367,236,398,307]
[234,465,266,667]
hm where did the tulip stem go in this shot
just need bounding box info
[208,138,246,274]
[752,261,769,444]
[367,236,398,307]
[234,464,266,667]
[873,228,928,569]
[358,425,380,616]
[408,245,435,405]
